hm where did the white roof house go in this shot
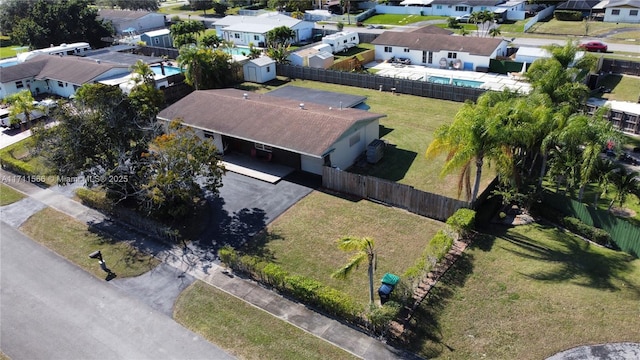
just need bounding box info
[594,0,640,23]
[213,13,314,48]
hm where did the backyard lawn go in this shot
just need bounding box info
[594,73,640,103]
[404,223,640,359]
[364,14,444,26]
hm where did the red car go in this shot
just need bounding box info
[579,41,608,52]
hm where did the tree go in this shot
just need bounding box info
[200,33,222,48]
[171,20,206,48]
[189,0,213,14]
[128,60,164,122]
[247,43,263,59]
[140,120,225,219]
[488,27,501,38]
[336,21,345,31]
[2,0,113,49]
[97,0,160,11]
[212,1,228,15]
[3,90,40,130]
[608,166,639,210]
[177,45,235,90]
[331,236,377,305]
[265,26,296,48]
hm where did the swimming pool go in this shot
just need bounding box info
[222,47,252,56]
[427,76,483,88]
[150,66,183,76]
[0,59,18,67]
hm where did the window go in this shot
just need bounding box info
[266,66,270,73]
[447,52,457,59]
[15,81,23,89]
[203,131,215,140]
[234,33,240,39]
[349,133,360,147]
[154,38,160,44]
[58,81,64,87]
[254,35,259,40]
[611,9,620,15]
[422,51,432,64]
[343,40,347,43]
[455,6,467,11]
[436,5,442,9]
[384,46,392,53]
[631,10,638,16]
[403,48,410,53]
[254,143,272,152]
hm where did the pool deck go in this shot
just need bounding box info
[366,62,532,94]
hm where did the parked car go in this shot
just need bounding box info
[455,14,473,23]
[579,41,608,52]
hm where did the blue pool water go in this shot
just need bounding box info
[0,60,18,67]
[222,47,252,56]
[151,66,183,76]
[428,76,483,88]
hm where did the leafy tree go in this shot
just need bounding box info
[212,1,228,15]
[331,236,377,305]
[128,60,164,122]
[97,0,160,11]
[3,90,41,129]
[177,45,235,89]
[140,120,225,219]
[247,43,263,59]
[170,20,205,48]
[608,166,639,210]
[266,45,291,64]
[336,21,345,31]
[446,17,459,29]
[2,0,113,49]
[200,33,223,48]
[488,27,501,38]
[189,0,213,14]
[265,26,296,48]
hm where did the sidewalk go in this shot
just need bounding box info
[0,168,416,360]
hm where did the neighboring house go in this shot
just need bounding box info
[288,44,334,68]
[594,0,640,23]
[243,56,276,83]
[213,13,314,47]
[16,43,92,63]
[587,98,640,134]
[371,30,507,71]
[0,54,130,99]
[426,0,526,17]
[157,88,385,175]
[140,29,173,48]
[514,46,586,66]
[98,9,166,35]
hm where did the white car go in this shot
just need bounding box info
[456,14,473,23]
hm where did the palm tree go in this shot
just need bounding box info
[592,157,616,207]
[488,27,501,38]
[608,165,639,210]
[5,90,39,130]
[177,45,210,90]
[331,236,376,305]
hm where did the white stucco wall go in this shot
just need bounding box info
[301,154,324,175]
[374,44,506,70]
[604,7,640,23]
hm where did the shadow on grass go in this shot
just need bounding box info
[349,145,417,182]
[489,223,640,294]
[379,124,394,137]
[397,252,475,358]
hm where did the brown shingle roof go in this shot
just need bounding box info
[410,25,454,35]
[371,32,503,56]
[1,55,128,85]
[157,89,385,157]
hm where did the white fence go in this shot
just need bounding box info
[524,5,556,32]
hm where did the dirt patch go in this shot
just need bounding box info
[610,206,636,218]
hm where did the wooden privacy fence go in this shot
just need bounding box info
[323,167,469,221]
[278,64,485,102]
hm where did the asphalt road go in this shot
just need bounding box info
[0,222,235,360]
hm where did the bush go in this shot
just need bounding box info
[446,208,476,239]
[367,301,401,335]
[554,10,583,21]
[562,216,613,247]
[428,230,454,261]
[76,187,113,213]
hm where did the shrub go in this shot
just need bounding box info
[218,245,239,268]
[262,262,288,287]
[367,301,402,336]
[554,10,583,21]
[446,208,476,239]
[76,187,113,213]
[562,216,613,247]
[428,230,454,261]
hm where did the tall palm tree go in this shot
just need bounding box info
[331,236,376,305]
[608,165,639,210]
[177,45,210,90]
[5,90,39,130]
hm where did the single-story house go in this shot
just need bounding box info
[371,31,507,71]
[514,46,586,66]
[141,29,173,48]
[157,88,385,175]
[288,44,334,68]
[98,9,166,35]
[0,54,130,100]
[243,56,276,83]
[424,0,526,17]
[212,13,314,47]
[594,0,640,23]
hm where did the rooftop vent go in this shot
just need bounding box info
[299,103,305,110]
[243,93,248,99]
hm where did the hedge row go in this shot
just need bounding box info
[554,10,583,21]
[218,246,363,322]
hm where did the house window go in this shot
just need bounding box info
[447,52,457,59]
[266,66,270,73]
[611,9,620,15]
[254,35,259,40]
[384,46,392,53]
[203,131,215,140]
[58,81,64,87]
[404,48,410,53]
[422,51,432,64]
[349,133,360,147]
[455,6,467,12]
[436,5,442,9]
[15,81,23,89]
[154,38,160,44]
[254,143,272,152]
[630,10,638,16]
[234,33,240,39]
[343,40,347,43]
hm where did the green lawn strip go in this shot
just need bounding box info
[592,73,640,102]
[0,183,25,205]
[255,191,443,308]
[406,223,640,359]
[0,46,18,59]
[20,207,159,278]
[363,14,444,25]
[174,281,359,360]
[529,18,640,37]
[271,79,493,198]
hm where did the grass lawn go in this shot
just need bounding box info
[247,190,444,308]
[0,183,25,205]
[364,14,444,26]
[498,19,527,33]
[404,223,640,359]
[20,207,159,279]
[260,79,492,198]
[528,18,640,37]
[0,45,18,59]
[593,73,640,102]
[174,281,358,360]
[0,138,55,185]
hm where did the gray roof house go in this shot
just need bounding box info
[98,9,166,34]
[594,0,640,23]
[157,88,385,175]
[371,31,507,70]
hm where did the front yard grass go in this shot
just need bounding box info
[174,281,358,360]
[0,183,25,205]
[20,207,159,278]
[246,190,444,308]
[364,14,444,26]
[528,18,640,37]
[405,223,640,359]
